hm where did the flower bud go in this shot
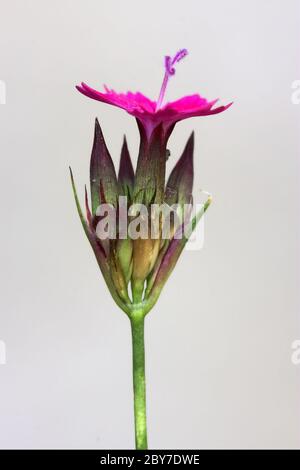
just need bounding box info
[115,238,133,284]
[110,247,131,304]
[131,237,161,302]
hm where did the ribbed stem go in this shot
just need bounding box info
[130,314,148,449]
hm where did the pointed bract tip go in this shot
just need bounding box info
[205,194,212,208]
[122,134,128,149]
[188,130,194,144]
[93,118,105,143]
[183,131,194,157]
[118,134,134,189]
[69,166,74,180]
[94,117,101,132]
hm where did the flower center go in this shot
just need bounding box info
[155,49,188,112]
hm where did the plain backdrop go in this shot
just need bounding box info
[0,0,299,449]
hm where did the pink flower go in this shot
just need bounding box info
[76,49,232,139]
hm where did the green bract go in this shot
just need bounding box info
[70,119,210,317]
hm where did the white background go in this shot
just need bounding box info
[0,0,299,449]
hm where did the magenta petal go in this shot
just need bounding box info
[165,94,209,112]
[77,83,128,111]
[163,95,233,121]
[76,82,232,142]
[76,83,156,116]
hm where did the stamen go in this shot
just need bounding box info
[156,49,188,111]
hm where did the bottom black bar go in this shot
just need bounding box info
[0,449,297,465]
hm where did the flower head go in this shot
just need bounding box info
[72,50,231,316]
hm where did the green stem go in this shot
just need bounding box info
[130,314,148,450]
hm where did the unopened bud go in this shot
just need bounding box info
[115,238,133,284]
[131,237,160,302]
